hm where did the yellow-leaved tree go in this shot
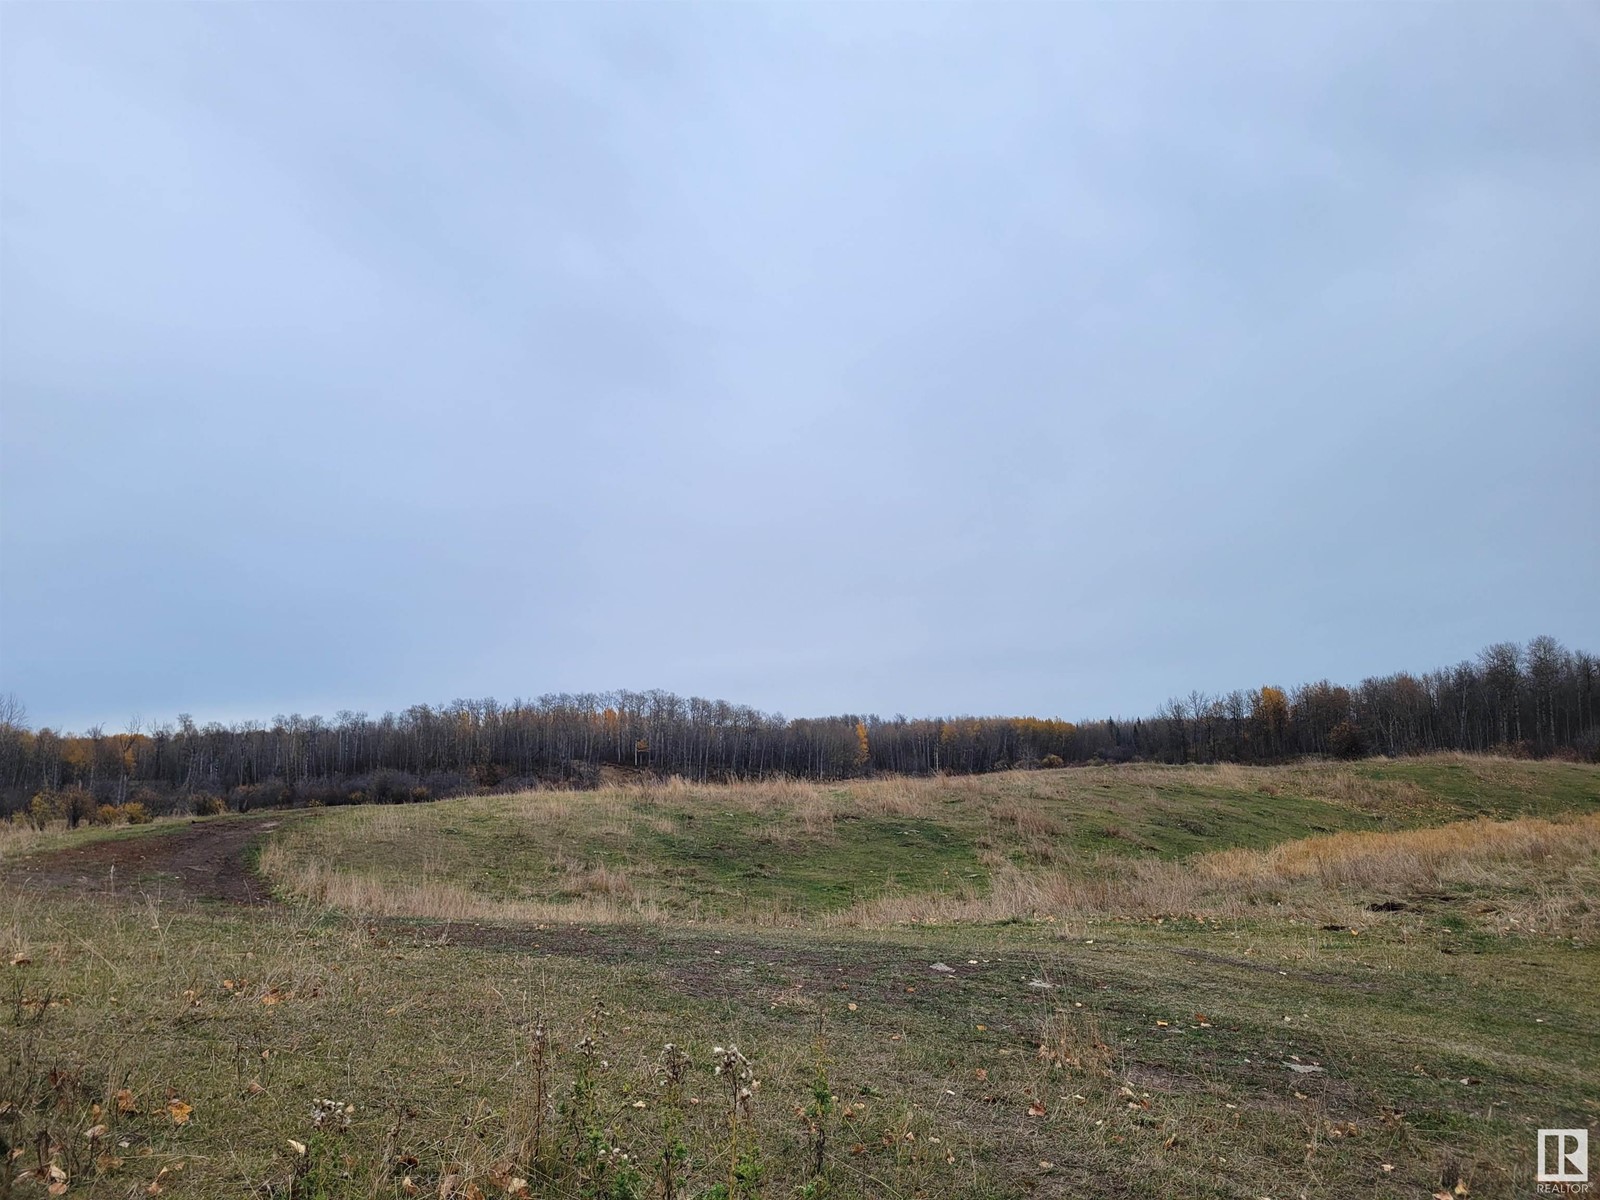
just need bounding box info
[1250,686,1290,758]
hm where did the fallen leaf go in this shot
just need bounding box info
[10,953,30,967]
[166,1100,192,1125]
[975,1068,988,1082]
[1028,1101,1047,1117]
[115,1089,137,1115]
[438,1173,461,1199]
[84,1124,108,1141]
[287,1140,306,1156]
[401,1178,419,1197]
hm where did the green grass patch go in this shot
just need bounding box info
[644,810,981,914]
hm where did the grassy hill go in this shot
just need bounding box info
[2,756,1596,1199]
[258,756,1600,923]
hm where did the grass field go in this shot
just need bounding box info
[3,756,1597,1199]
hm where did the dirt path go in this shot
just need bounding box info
[8,816,297,905]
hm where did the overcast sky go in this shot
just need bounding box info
[2,2,1597,732]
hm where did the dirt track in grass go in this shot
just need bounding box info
[411,917,1094,1009]
[9,815,294,904]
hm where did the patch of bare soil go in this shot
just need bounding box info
[8,818,296,905]
[407,919,1102,1021]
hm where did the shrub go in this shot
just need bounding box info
[129,786,165,815]
[192,793,226,817]
[492,774,544,794]
[120,802,152,825]
[360,769,422,805]
[29,788,95,829]
[231,780,292,813]
[1040,754,1065,769]
[1328,720,1367,760]
[95,804,124,825]
[422,771,474,799]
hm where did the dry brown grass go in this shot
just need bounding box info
[1201,809,1594,887]
[256,840,666,924]
[0,818,50,863]
[988,800,1067,839]
[551,774,940,831]
[1035,1006,1115,1078]
[565,773,953,838]
[1273,763,1433,811]
[832,812,1600,934]
[552,856,642,898]
[1085,759,1435,814]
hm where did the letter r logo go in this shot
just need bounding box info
[1538,1129,1589,1182]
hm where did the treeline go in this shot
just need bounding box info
[1,636,1595,821]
